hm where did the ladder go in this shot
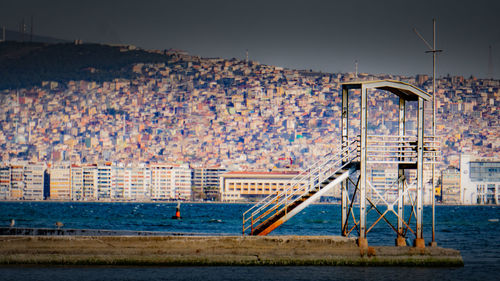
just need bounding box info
[242,139,359,236]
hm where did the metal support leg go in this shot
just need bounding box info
[341,179,348,236]
[397,169,406,246]
[358,85,368,249]
[397,98,406,246]
[415,97,425,248]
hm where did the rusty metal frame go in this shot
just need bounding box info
[339,81,432,248]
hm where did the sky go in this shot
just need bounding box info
[2,0,500,79]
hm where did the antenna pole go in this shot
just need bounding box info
[415,19,442,246]
[431,18,436,245]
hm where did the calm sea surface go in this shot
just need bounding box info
[0,202,498,281]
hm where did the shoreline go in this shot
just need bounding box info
[0,200,495,207]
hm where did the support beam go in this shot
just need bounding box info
[415,97,425,248]
[358,85,367,248]
[341,179,348,236]
[341,86,349,238]
[397,98,406,246]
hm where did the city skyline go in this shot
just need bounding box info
[1,0,500,79]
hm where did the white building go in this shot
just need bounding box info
[115,164,151,201]
[460,154,500,205]
[0,166,10,200]
[82,164,98,200]
[22,163,46,200]
[150,164,191,200]
[70,165,84,201]
[97,164,114,200]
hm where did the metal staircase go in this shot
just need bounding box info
[242,139,360,236]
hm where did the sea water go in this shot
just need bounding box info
[0,202,498,281]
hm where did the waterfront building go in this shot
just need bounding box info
[70,165,83,201]
[150,164,192,200]
[460,154,500,204]
[22,163,46,200]
[49,163,71,200]
[219,171,302,202]
[9,164,25,200]
[441,167,460,204]
[127,165,151,201]
[97,163,114,200]
[113,166,127,199]
[369,168,398,202]
[191,167,228,200]
[0,166,10,200]
[82,164,98,200]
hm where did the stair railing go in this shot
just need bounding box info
[242,138,359,235]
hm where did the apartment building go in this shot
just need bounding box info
[191,167,227,200]
[0,166,10,199]
[97,163,114,200]
[150,164,191,200]
[22,163,45,200]
[49,163,71,200]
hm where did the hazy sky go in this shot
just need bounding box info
[2,0,500,78]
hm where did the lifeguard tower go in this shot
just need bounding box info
[242,80,439,248]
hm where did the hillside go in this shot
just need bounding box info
[0,42,174,90]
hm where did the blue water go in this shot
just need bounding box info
[0,202,499,281]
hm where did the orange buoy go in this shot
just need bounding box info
[172,202,182,219]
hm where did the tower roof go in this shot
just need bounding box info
[341,80,431,101]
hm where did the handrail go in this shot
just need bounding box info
[242,134,441,235]
[251,142,359,233]
[242,138,359,235]
[366,134,440,164]
[242,140,352,223]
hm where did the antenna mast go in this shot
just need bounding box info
[414,19,442,246]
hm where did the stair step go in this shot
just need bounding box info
[249,163,353,235]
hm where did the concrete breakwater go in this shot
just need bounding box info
[0,235,463,266]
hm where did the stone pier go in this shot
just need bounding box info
[0,235,463,266]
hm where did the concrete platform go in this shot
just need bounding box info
[0,235,463,266]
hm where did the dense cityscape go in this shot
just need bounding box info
[0,47,498,204]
